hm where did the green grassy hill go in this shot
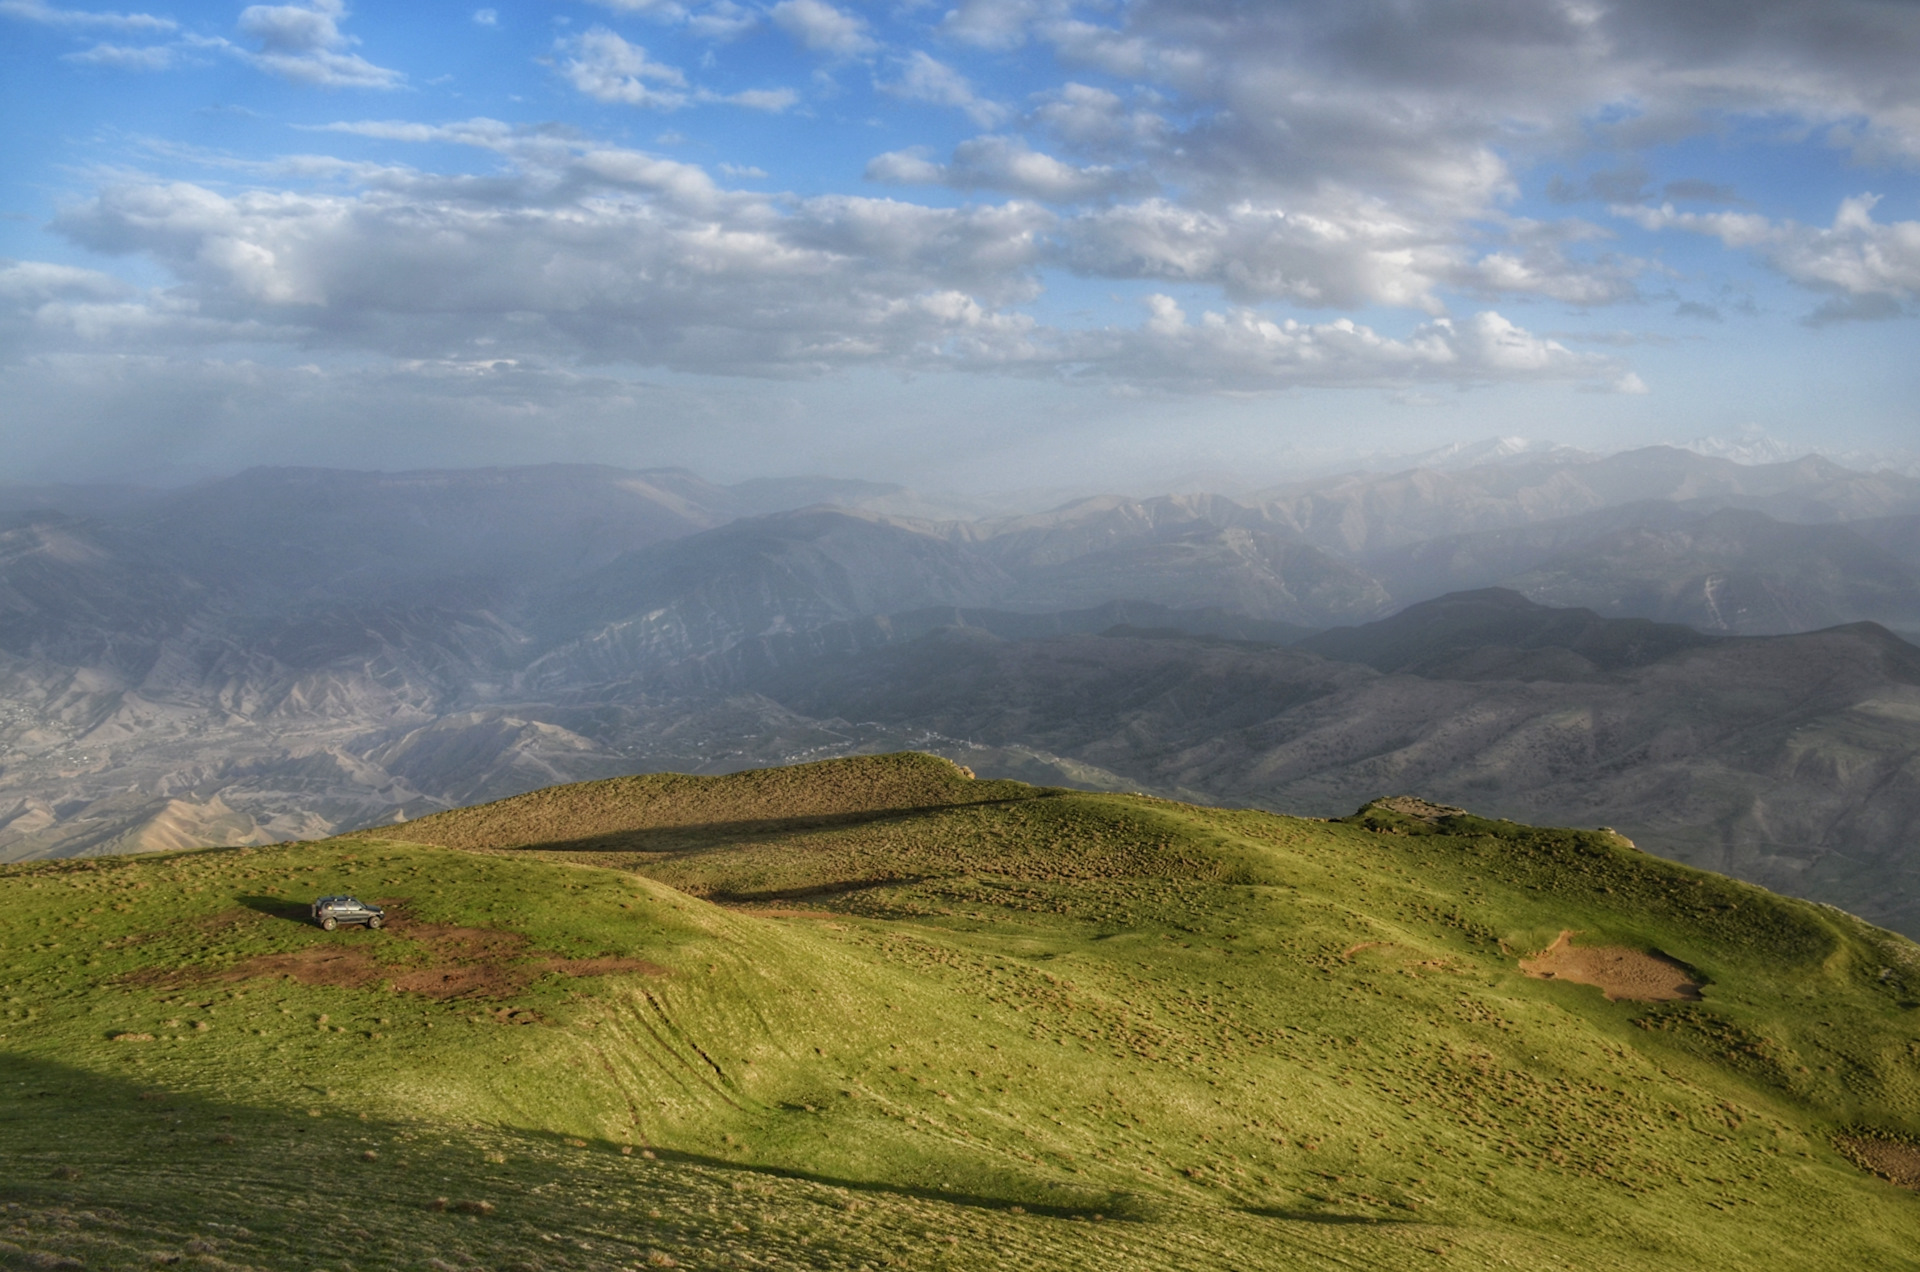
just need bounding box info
[4,753,1919,1270]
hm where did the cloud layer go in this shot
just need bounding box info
[5,0,1920,479]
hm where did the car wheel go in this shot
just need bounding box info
[367,915,383,930]
[321,916,337,931]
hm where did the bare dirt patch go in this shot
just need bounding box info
[1837,1136,1920,1190]
[133,905,666,1000]
[1368,796,1468,823]
[1520,930,1701,1002]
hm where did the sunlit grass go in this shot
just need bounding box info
[3,754,1918,1270]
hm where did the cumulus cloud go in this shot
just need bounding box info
[1065,299,1629,393]
[1062,197,1463,313]
[996,0,1920,322]
[937,0,1070,50]
[558,27,688,108]
[557,27,790,110]
[231,0,402,88]
[27,124,1621,401]
[878,52,1007,126]
[1620,194,1920,314]
[868,136,1149,202]
[1458,242,1646,306]
[0,258,297,350]
[769,0,874,57]
[1030,82,1167,154]
[0,259,132,305]
[42,136,1061,376]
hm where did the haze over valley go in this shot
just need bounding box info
[10,443,1920,937]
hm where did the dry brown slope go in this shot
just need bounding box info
[385,751,1034,851]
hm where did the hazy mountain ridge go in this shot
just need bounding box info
[738,606,1920,933]
[12,445,1920,938]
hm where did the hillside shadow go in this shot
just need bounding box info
[634,1143,1151,1221]
[0,1051,1160,1244]
[235,894,311,923]
[444,798,1040,857]
[703,876,933,907]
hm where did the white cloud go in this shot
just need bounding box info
[33,131,1628,400]
[0,0,173,31]
[867,136,1148,202]
[470,8,496,26]
[1622,194,1920,311]
[588,0,686,17]
[1063,197,1460,313]
[581,0,753,38]
[879,52,1007,126]
[709,87,798,112]
[43,141,1056,376]
[0,259,132,305]
[310,116,520,146]
[1030,82,1166,153]
[1459,247,1645,306]
[769,0,874,57]
[863,149,945,186]
[938,0,1067,51]
[64,39,173,68]
[1082,299,1628,392]
[231,0,402,88]
[685,1,754,40]
[558,27,688,109]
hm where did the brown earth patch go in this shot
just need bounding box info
[1519,930,1702,1002]
[129,905,666,1000]
[1837,1136,1920,1190]
[1368,796,1468,823]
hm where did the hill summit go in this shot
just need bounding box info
[2,753,1918,1270]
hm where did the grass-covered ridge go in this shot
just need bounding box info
[3,753,1919,1270]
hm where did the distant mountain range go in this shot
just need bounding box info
[8,445,1920,936]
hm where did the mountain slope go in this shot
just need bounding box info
[998,525,1390,626]
[1296,588,1721,676]
[1254,446,1920,554]
[4,755,1918,1270]
[742,614,1920,936]
[1504,508,1920,634]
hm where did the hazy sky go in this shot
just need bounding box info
[3,0,1918,489]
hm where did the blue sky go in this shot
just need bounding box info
[2,0,1918,490]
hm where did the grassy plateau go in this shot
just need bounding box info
[3,752,1919,1270]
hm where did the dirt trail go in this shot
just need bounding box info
[1519,930,1702,1002]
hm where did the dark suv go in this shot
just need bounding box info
[311,896,385,931]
